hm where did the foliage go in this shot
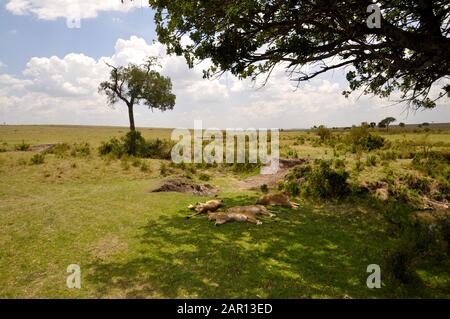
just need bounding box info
[71,143,91,157]
[347,126,385,151]
[29,153,45,165]
[98,58,176,134]
[150,0,450,108]
[316,125,331,141]
[287,160,349,199]
[260,184,269,194]
[98,131,173,160]
[378,117,396,129]
[15,141,30,151]
[198,173,211,181]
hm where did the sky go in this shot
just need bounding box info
[0,0,449,129]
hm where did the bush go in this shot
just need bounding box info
[347,126,384,151]
[30,153,45,165]
[141,138,173,159]
[316,126,331,141]
[99,138,124,158]
[287,160,349,199]
[15,141,30,151]
[231,162,261,174]
[285,181,300,197]
[99,131,173,159]
[260,184,269,194]
[71,143,91,157]
[198,173,211,181]
[122,131,146,156]
[47,143,71,157]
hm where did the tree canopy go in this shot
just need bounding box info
[98,58,176,131]
[378,117,396,129]
[148,0,450,108]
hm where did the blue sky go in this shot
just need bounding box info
[0,3,155,74]
[0,1,448,129]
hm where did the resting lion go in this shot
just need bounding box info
[208,205,276,226]
[187,199,224,219]
[256,193,299,209]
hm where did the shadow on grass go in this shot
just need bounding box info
[85,195,443,298]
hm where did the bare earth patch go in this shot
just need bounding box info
[29,144,56,152]
[237,158,309,190]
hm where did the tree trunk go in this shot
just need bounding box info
[127,102,137,155]
[127,103,136,132]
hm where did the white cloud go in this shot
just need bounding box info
[0,36,449,128]
[5,0,141,20]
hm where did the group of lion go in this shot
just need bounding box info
[188,193,299,226]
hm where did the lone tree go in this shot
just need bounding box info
[99,58,176,133]
[149,0,450,108]
[378,117,396,130]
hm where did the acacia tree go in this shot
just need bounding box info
[149,0,450,108]
[378,117,396,130]
[98,58,176,133]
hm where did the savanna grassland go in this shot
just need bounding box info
[0,124,449,298]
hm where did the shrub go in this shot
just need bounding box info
[30,153,45,165]
[199,173,211,181]
[99,138,124,158]
[15,141,30,151]
[141,138,173,159]
[71,143,91,157]
[316,126,331,141]
[285,181,300,197]
[231,162,261,174]
[288,160,349,199]
[122,131,146,156]
[347,126,385,151]
[260,184,269,194]
[286,149,298,158]
[99,131,173,159]
[48,143,71,157]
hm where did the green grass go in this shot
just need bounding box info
[0,125,449,298]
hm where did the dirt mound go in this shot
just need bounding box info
[151,179,219,197]
[279,158,310,169]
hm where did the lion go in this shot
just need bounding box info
[207,205,276,226]
[187,199,224,219]
[256,193,299,209]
